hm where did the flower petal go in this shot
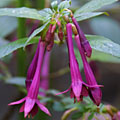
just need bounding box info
[31,104,38,118]
[24,97,35,118]
[19,103,25,113]
[36,100,51,116]
[26,39,41,91]
[56,86,71,95]
[72,81,82,102]
[89,87,102,106]
[8,97,26,106]
[81,86,88,97]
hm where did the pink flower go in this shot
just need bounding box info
[25,39,41,91]
[57,23,88,102]
[72,17,92,57]
[74,35,102,106]
[9,41,51,118]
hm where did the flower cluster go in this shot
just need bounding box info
[9,8,102,118]
[56,16,102,106]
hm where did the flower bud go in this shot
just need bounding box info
[46,39,54,51]
[45,24,53,43]
[71,23,78,35]
[58,28,64,42]
[63,16,70,23]
[51,24,56,33]
[46,33,54,51]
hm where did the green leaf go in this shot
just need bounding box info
[39,8,53,22]
[89,17,120,45]
[0,7,45,20]
[86,35,120,58]
[0,37,39,59]
[90,50,120,63]
[74,12,106,22]
[24,21,50,48]
[6,77,25,86]
[75,0,118,15]
[0,16,17,37]
[62,97,74,104]
[75,48,120,63]
[58,0,71,11]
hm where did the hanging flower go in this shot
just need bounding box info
[9,41,51,118]
[57,23,88,102]
[74,34,102,106]
[25,39,41,91]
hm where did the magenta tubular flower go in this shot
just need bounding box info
[39,51,51,97]
[74,35,102,106]
[25,39,41,91]
[9,41,51,118]
[57,23,88,102]
[66,23,89,102]
[72,17,92,57]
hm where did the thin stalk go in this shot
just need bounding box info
[17,0,26,76]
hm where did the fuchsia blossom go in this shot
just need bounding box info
[25,39,40,91]
[66,23,89,102]
[57,23,89,102]
[74,35,102,106]
[25,39,51,96]
[72,17,92,57]
[9,41,51,118]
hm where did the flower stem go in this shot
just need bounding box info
[17,0,26,76]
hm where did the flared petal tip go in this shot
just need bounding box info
[48,112,52,116]
[8,103,13,106]
[24,112,30,118]
[24,113,31,118]
[24,113,28,118]
[76,97,81,102]
[95,99,101,106]
[56,87,71,95]
[89,88,102,106]
[8,98,26,106]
